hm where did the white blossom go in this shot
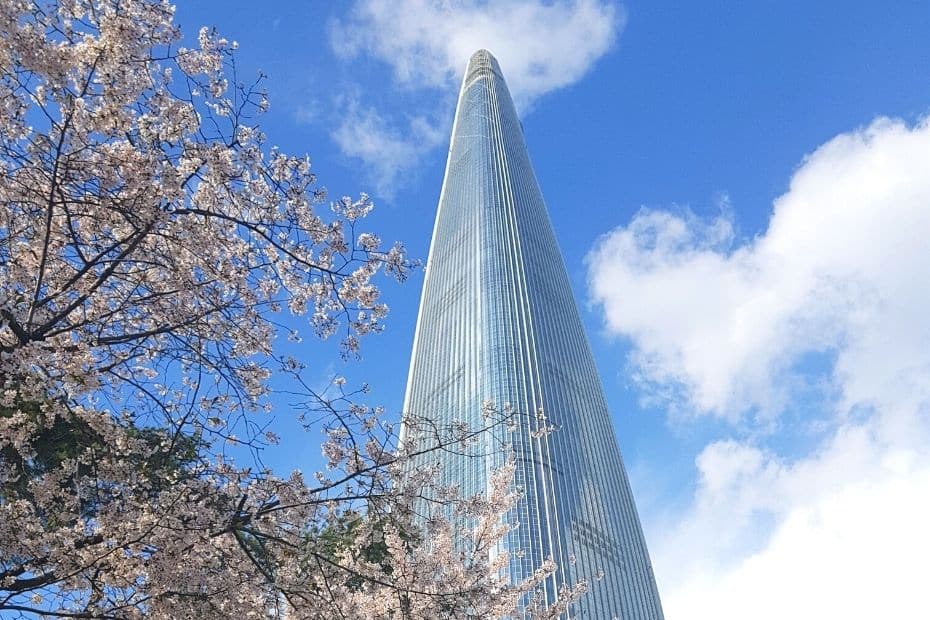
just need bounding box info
[0,1,585,617]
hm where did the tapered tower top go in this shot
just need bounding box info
[465,48,502,80]
[469,48,496,62]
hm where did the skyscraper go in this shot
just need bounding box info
[400,50,664,618]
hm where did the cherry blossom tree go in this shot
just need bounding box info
[0,1,584,617]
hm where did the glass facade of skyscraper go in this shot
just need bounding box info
[400,50,664,619]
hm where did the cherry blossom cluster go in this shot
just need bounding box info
[0,1,584,617]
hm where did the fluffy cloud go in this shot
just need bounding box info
[332,0,622,108]
[589,117,930,421]
[662,428,930,619]
[587,117,930,618]
[329,1,623,195]
[330,96,445,198]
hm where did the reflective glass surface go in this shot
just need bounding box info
[401,50,664,619]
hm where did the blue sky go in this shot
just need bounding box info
[175,2,930,617]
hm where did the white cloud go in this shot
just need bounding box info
[588,117,930,421]
[329,1,623,195]
[587,117,930,619]
[330,96,445,198]
[332,0,623,108]
[655,416,930,619]
[666,440,930,619]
